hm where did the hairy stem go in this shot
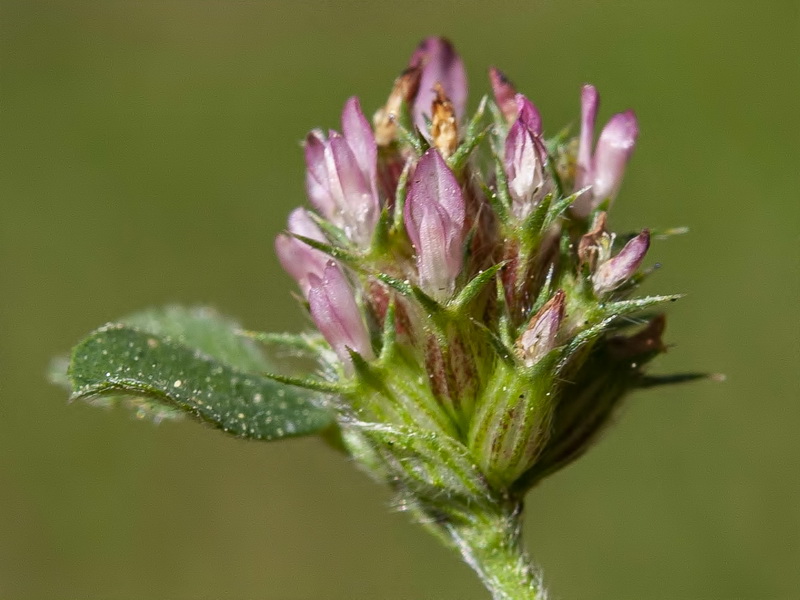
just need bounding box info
[444,503,547,600]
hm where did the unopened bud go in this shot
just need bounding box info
[517,290,565,367]
[275,208,330,295]
[404,149,465,300]
[304,98,379,245]
[489,66,518,124]
[592,230,650,295]
[307,262,374,368]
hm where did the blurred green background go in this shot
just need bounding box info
[1,1,798,598]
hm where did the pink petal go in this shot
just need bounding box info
[341,96,377,188]
[592,230,650,295]
[405,149,465,300]
[307,262,373,365]
[489,66,518,123]
[275,209,329,295]
[591,110,638,203]
[518,290,565,366]
[516,94,542,137]
[409,37,468,133]
[304,131,336,220]
[576,84,599,191]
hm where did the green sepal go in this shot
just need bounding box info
[545,150,565,198]
[355,421,496,510]
[519,193,553,246]
[527,264,556,318]
[305,211,349,247]
[495,276,514,349]
[602,294,683,320]
[448,96,489,171]
[543,191,580,230]
[374,272,442,319]
[468,318,516,367]
[371,206,393,254]
[396,120,426,156]
[379,300,398,361]
[68,322,332,440]
[487,99,509,144]
[242,330,327,360]
[452,262,506,312]
[481,180,510,226]
[492,151,513,211]
[290,234,363,268]
[259,371,345,395]
[392,160,411,233]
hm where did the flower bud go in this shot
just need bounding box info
[430,84,459,158]
[592,230,650,295]
[489,66,518,124]
[409,37,467,134]
[404,149,465,301]
[591,110,638,203]
[275,208,330,295]
[517,290,565,367]
[307,261,374,367]
[515,93,542,137]
[304,98,379,245]
[572,85,638,218]
[576,84,599,192]
[504,96,547,218]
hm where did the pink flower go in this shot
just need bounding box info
[592,230,650,295]
[404,149,465,301]
[304,97,379,245]
[275,208,330,296]
[409,37,467,136]
[572,84,638,218]
[307,261,374,366]
[489,66,518,124]
[504,94,547,218]
[517,290,565,367]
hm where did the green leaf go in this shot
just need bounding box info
[68,309,333,440]
[121,306,268,372]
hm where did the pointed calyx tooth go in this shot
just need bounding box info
[592,229,651,295]
[578,211,610,271]
[608,314,667,359]
[489,66,518,124]
[430,83,459,159]
[517,290,566,367]
[374,66,422,146]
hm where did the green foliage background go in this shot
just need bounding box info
[1,2,797,598]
